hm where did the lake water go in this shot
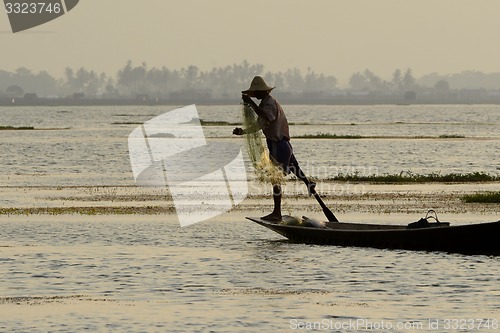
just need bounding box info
[0,104,499,332]
[0,104,498,186]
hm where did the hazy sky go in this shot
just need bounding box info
[2,0,500,85]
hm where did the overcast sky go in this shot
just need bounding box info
[2,0,500,85]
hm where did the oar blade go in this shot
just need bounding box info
[323,207,339,223]
[312,191,339,222]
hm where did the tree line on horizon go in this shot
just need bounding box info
[1,60,500,99]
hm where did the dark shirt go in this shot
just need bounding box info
[257,95,290,141]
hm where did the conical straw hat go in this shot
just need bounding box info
[242,76,275,93]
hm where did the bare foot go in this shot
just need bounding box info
[261,213,282,222]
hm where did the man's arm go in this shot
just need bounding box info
[233,122,262,135]
[242,94,276,123]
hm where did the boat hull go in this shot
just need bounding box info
[247,218,500,255]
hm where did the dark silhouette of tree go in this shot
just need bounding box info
[12,61,500,102]
[364,70,387,91]
[284,68,306,91]
[402,68,416,91]
[63,67,108,96]
[183,65,199,89]
[64,67,76,93]
[434,80,450,95]
[146,66,171,97]
[348,70,386,91]
[117,60,135,96]
[349,72,369,90]
[3,67,59,96]
[6,84,24,96]
[391,69,402,91]
[111,60,340,98]
[0,70,12,89]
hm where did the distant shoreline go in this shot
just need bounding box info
[4,98,500,107]
[3,96,500,106]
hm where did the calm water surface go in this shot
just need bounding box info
[0,104,498,186]
[0,215,499,332]
[0,105,499,332]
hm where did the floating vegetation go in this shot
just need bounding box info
[297,133,363,139]
[461,191,500,203]
[216,287,330,296]
[113,118,243,126]
[148,133,176,138]
[200,120,230,126]
[0,206,175,216]
[296,133,467,139]
[0,295,121,305]
[331,171,500,183]
[199,119,309,126]
[0,125,35,130]
[200,119,240,126]
[112,121,143,125]
[242,103,284,184]
[0,126,69,131]
[188,118,312,126]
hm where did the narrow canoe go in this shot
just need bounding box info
[247,216,500,255]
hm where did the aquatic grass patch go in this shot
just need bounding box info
[112,121,144,125]
[297,133,363,139]
[461,191,500,203]
[331,172,500,183]
[200,120,240,126]
[438,134,465,138]
[0,125,35,130]
[0,126,69,130]
[0,295,124,305]
[112,118,243,128]
[296,133,467,139]
[199,119,310,126]
[0,206,175,215]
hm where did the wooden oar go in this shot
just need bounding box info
[310,188,339,222]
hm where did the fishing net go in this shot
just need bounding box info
[241,103,285,184]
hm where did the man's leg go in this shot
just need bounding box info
[262,184,282,221]
[274,140,316,195]
[289,156,316,195]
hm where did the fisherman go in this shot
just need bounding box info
[233,76,316,221]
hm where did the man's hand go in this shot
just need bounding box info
[241,94,253,105]
[233,127,245,135]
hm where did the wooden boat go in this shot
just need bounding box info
[247,214,500,255]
